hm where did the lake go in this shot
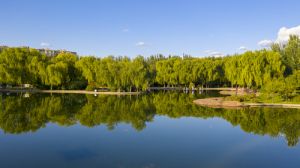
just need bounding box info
[0,91,300,168]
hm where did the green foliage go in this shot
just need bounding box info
[75,56,96,84]
[272,35,300,75]
[131,56,150,91]
[283,35,300,72]
[262,71,300,101]
[85,84,96,91]
[224,94,258,102]
[224,50,284,88]
[0,36,299,94]
[0,47,45,85]
[45,62,67,89]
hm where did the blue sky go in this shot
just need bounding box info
[1,0,300,57]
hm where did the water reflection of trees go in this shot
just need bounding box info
[1,92,300,146]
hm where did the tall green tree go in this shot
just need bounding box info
[76,56,97,88]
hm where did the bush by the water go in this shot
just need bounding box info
[224,94,258,102]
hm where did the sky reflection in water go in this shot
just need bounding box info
[0,92,299,168]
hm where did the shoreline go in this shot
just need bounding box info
[0,87,236,95]
[149,87,236,91]
[0,89,141,95]
[193,97,300,109]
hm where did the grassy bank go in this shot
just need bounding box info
[224,94,300,104]
[193,97,300,109]
[193,89,300,109]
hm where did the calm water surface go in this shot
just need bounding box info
[0,91,299,168]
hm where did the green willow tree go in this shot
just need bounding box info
[75,56,97,89]
[0,48,43,85]
[130,56,150,91]
[272,35,300,75]
[224,50,284,89]
[1,35,300,93]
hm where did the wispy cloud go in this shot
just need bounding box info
[204,50,224,57]
[40,42,50,48]
[204,50,212,54]
[238,46,247,51]
[122,28,129,32]
[135,41,146,47]
[257,40,273,48]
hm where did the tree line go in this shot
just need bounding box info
[0,35,300,93]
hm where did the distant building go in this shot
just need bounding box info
[0,45,77,57]
[0,45,8,52]
[37,48,77,57]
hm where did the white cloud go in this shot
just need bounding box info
[238,46,247,51]
[210,52,224,57]
[275,25,300,43]
[40,42,50,47]
[258,40,273,47]
[204,50,224,57]
[257,25,300,47]
[122,28,129,32]
[135,41,146,47]
[204,50,212,54]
